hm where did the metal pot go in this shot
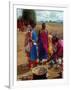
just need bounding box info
[32,66,47,80]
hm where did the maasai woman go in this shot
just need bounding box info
[48,33,53,58]
[52,36,63,63]
[54,39,63,71]
[57,39,63,58]
[29,20,38,68]
[24,23,32,68]
[38,23,48,64]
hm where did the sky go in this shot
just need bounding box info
[17,9,63,22]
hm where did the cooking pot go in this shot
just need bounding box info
[32,66,47,80]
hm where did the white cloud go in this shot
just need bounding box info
[36,10,63,22]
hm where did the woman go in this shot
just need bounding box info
[48,33,53,57]
[24,20,38,68]
[24,23,32,68]
[38,23,48,64]
[29,20,38,68]
[52,36,63,63]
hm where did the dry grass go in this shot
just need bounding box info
[36,23,63,39]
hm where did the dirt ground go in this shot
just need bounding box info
[17,23,63,80]
[36,23,63,38]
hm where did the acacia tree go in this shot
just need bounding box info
[22,9,36,24]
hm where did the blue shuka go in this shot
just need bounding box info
[30,29,38,61]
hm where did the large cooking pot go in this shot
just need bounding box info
[32,66,47,80]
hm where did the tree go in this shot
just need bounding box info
[22,9,36,24]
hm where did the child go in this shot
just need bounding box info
[38,23,48,64]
